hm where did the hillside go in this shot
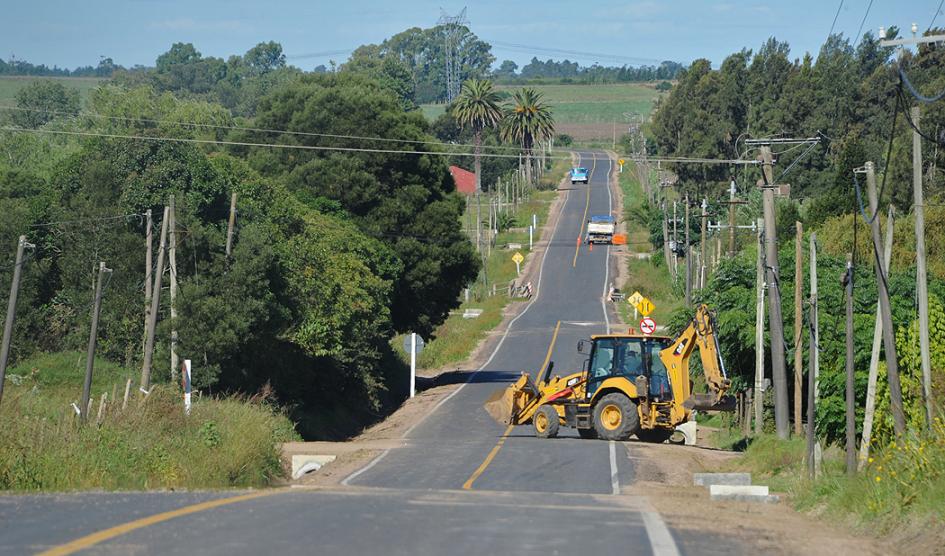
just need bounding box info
[0,75,104,105]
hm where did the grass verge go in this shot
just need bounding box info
[0,351,298,491]
[614,161,684,326]
[405,158,569,372]
[718,423,945,540]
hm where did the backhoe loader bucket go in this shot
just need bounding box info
[483,373,539,425]
[683,393,737,412]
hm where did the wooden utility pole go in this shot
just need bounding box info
[793,221,803,437]
[0,235,30,405]
[225,193,238,257]
[662,201,672,271]
[754,218,765,435]
[810,232,821,404]
[807,232,819,479]
[843,254,856,475]
[685,195,691,306]
[728,179,737,255]
[81,262,111,422]
[672,201,679,279]
[912,106,934,427]
[169,195,179,385]
[143,209,152,356]
[700,198,707,290]
[760,145,790,439]
[140,206,170,392]
[860,205,894,470]
[862,162,906,435]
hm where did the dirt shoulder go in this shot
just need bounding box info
[625,439,891,555]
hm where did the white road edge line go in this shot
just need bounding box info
[600,154,613,333]
[342,152,578,487]
[641,510,682,556]
[608,440,619,495]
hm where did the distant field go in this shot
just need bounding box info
[419,82,665,141]
[0,76,105,106]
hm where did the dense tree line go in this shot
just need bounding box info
[0,57,478,439]
[0,57,121,77]
[647,30,945,442]
[497,58,684,84]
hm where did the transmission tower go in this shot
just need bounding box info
[437,7,468,103]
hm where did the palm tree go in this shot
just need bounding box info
[452,79,504,252]
[501,88,555,186]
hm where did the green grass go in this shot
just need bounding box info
[615,161,685,327]
[402,159,568,371]
[717,424,945,537]
[0,351,298,491]
[418,82,664,126]
[0,76,104,107]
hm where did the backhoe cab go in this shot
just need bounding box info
[484,304,735,441]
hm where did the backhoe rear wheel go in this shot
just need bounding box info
[533,404,560,438]
[592,394,639,441]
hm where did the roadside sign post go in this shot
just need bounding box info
[512,251,524,276]
[628,291,644,320]
[403,334,425,398]
[618,159,625,173]
[182,359,192,415]
[529,226,533,250]
[640,317,656,335]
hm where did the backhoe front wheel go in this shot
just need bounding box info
[533,404,560,438]
[593,394,639,441]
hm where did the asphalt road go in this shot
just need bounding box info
[0,152,729,556]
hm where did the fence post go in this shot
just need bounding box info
[0,235,31,406]
[81,262,111,422]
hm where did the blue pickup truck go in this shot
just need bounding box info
[570,167,589,184]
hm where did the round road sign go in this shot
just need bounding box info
[640,317,656,335]
[403,334,425,355]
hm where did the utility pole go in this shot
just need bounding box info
[810,232,821,404]
[760,145,790,439]
[437,8,468,103]
[880,25,945,430]
[81,262,111,422]
[662,201,672,271]
[685,194,691,306]
[672,200,679,279]
[843,254,856,476]
[912,107,934,427]
[860,205,894,470]
[140,206,170,392]
[225,193,238,257]
[807,232,819,479]
[860,162,906,435]
[0,235,31,405]
[143,209,152,357]
[169,195,179,385]
[700,198,707,290]
[728,179,737,254]
[754,218,765,435]
[793,221,803,437]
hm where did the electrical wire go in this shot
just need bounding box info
[898,88,945,146]
[929,0,945,31]
[854,0,875,45]
[0,105,530,153]
[898,66,945,103]
[827,0,845,43]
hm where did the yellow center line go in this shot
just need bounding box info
[38,490,281,556]
[463,320,561,490]
[572,154,596,267]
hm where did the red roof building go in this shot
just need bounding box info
[449,165,476,195]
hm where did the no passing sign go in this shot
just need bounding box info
[640,317,656,335]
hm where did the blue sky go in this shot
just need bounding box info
[2,1,941,70]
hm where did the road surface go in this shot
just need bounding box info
[0,152,740,555]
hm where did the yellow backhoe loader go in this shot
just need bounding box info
[484,304,735,441]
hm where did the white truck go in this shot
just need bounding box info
[585,215,616,244]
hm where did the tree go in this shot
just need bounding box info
[493,60,518,80]
[501,88,555,185]
[11,80,80,128]
[243,41,286,76]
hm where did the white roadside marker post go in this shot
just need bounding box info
[410,333,416,399]
[183,359,192,415]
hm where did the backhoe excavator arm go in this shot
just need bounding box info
[660,304,734,412]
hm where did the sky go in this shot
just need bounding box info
[2,1,942,70]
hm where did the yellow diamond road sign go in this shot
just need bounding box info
[628,291,644,307]
[512,252,524,265]
[637,297,655,317]
[618,159,625,165]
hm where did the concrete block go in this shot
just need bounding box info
[291,454,336,479]
[675,420,697,445]
[709,484,779,503]
[693,473,752,487]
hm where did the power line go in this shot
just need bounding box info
[827,0,845,43]
[854,0,875,45]
[487,40,665,65]
[0,105,530,153]
[930,0,945,31]
[0,126,565,160]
